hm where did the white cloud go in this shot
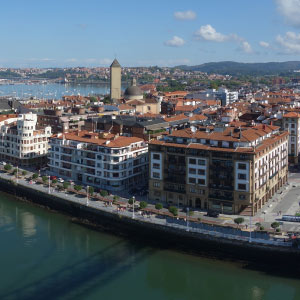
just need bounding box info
[259,41,270,48]
[194,24,228,42]
[194,24,253,53]
[99,58,112,65]
[174,10,196,20]
[276,31,300,53]
[164,36,185,47]
[240,41,253,53]
[275,0,300,27]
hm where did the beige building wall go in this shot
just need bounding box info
[110,60,121,100]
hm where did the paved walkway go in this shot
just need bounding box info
[0,169,295,247]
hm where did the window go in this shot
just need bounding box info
[239,194,246,200]
[153,182,160,187]
[189,187,196,193]
[238,163,246,170]
[198,179,205,185]
[153,163,160,169]
[238,173,246,180]
[198,159,205,165]
[153,172,160,179]
[189,177,196,184]
[238,184,246,190]
[153,153,160,160]
[198,169,205,175]
[189,158,196,164]
[189,168,196,174]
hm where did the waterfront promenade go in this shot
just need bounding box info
[0,168,296,249]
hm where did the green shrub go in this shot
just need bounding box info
[63,182,70,190]
[88,186,94,196]
[42,176,48,183]
[113,195,120,201]
[74,185,82,192]
[22,170,27,176]
[128,197,135,205]
[155,203,163,210]
[52,179,57,184]
[32,173,38,180]
[168,206,178,216]
[234,217,244,227]
[139,201,147,209]
[12,169,17,175]
[260,226,264,231]
[100,190,108,197]
[276,228,281,233]
[4,164,12,171]
[271,222,280,231]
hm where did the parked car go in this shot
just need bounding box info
[206,211,219,218]
[0,162,6,166]
[58,178,64,183]
[50,175,57,180]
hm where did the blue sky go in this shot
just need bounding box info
[1,0,300,67]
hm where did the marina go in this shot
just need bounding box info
[0,83,128,100]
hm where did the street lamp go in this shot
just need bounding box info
[186,207,189,232]
[48,175,50,194]
[86,185,89,207]
[16,166,18,184]
[132,196,135,219]
[249,215,252,243]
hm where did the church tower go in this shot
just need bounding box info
[110,59,121,100]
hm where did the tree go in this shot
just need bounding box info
[155,203,163,210]
[139,201,147,209]
[22,170,27,176]
[12,169,18,176]
[113,195,120,201]
[128,197,135,205]
[234,217,244,228]
[88,186,94,196]
[100,190,108,197]
[271,222,280,232]
[74,185,82,192]
[4,164,12,172]
[42,176,48,183]
[63,182,70,190]
[52,179,57,184]
[168,206,178,216]
[32,173,38,180]
[89,96,98,102]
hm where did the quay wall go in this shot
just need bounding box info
[1,177,300,269]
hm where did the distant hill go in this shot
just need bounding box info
[175,61,300,76]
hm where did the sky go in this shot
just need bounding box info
[1,0,300,67]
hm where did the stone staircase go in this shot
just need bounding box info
[239,205,253,216]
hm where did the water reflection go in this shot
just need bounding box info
[0,193,300,300]
[20,212,37,238]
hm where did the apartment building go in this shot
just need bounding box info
[0,113,51,166]
[149,124,288,216]
[283,112,300,164]
[48,131,148,191]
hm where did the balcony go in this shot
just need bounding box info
[209,193,234,201]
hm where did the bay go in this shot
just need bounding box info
[0,192,299,300]
[0,83,128,100]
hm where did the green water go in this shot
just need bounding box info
[0,193,300,300]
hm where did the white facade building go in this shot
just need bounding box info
[48,131,148,191]
[0,113,51,166]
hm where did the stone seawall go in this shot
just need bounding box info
[1,177,300,271]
